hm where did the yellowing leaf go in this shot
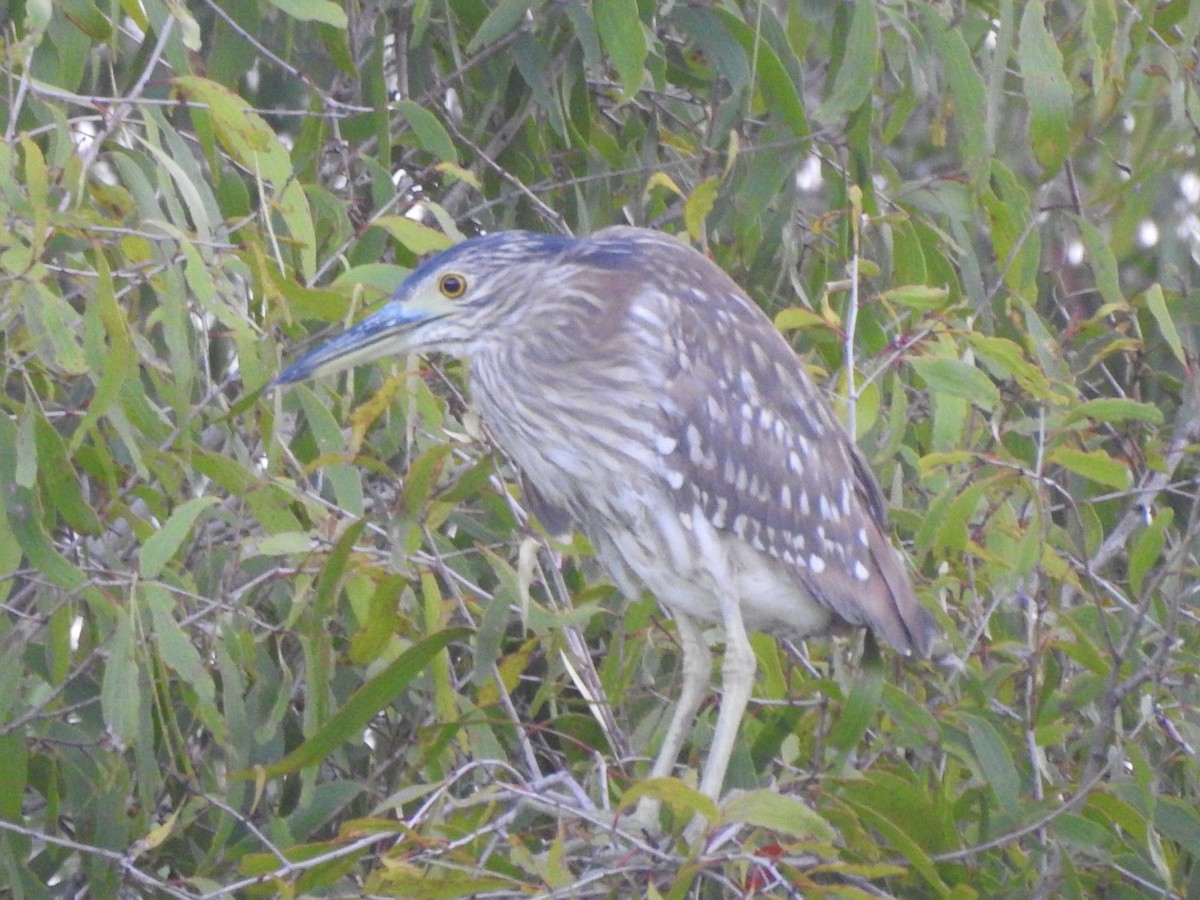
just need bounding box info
[721,790,836,841]
[644,172,684,200]
[774,307,828,332]
[684,176,719,242]
[373,217,455,256]
[172,77,291,184]
[881,284,951,310]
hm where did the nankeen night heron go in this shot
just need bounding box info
[277,225,935,817]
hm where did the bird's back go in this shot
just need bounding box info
[471,227,934,657]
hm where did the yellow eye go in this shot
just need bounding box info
[439,272,467,298]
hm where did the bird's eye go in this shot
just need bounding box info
[439,273,467,298]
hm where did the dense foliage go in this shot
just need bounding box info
[1,0,1198,895]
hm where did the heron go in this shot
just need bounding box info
[276,225,935,824]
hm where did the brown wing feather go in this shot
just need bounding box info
[614,234,933,655]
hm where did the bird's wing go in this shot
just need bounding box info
[654,282,934,656]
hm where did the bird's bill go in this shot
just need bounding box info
[274,302,440,385]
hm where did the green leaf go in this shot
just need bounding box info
[34,413,102,535]
[838,793,951,892]
[595,0,646,100]
[0,410,86,591]
[672,8,749,92]
[967,333,1058,398]
[936,481,988,554]
[964,714,1021,817]
[294,386,365,515]
[1154,796,1200,858]
[101,609,141,746]
[1072,215,1122,306]
[144,584,227,741]
[1049,447,1130,490]
[14,409,36,489]
[721,790,836,841]
[1018,0,1073,174]
[1064,398,1164,426]
[617,778,719,823]
[818,0,878,121]
[909,357,1000,411]
[924,8,988,183]
[1129,508,1171,596]
[264,0,347,27]
[315,519,366,620]
[394,100,458,164]
[467,0,547,53]
[1052,813,1119,853]
[711,9,809,136]
[828,659,884,752]
[251,532,320,556]
[1142,283,1187,367]
[58,0,113,39]
[139,497,221,579]
[278,178,318,282]
[251,628,469,778]
[982,160,1041,300]
[74,251,135,448]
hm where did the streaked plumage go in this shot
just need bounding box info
[277,225,935,821]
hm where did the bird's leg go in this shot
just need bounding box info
[649,612,711,779]
[628,612,710,831]
[697,601,755,803]
[676,592,755,845]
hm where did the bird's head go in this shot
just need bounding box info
[275,231,580,385]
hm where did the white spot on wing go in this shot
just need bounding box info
[686,424,704,465]
[707,395,724,421]
[854,560,870,581]
[739,370,760,402]
[655,435,677,455]
[809,554,826,573]
[666,470,684,490]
